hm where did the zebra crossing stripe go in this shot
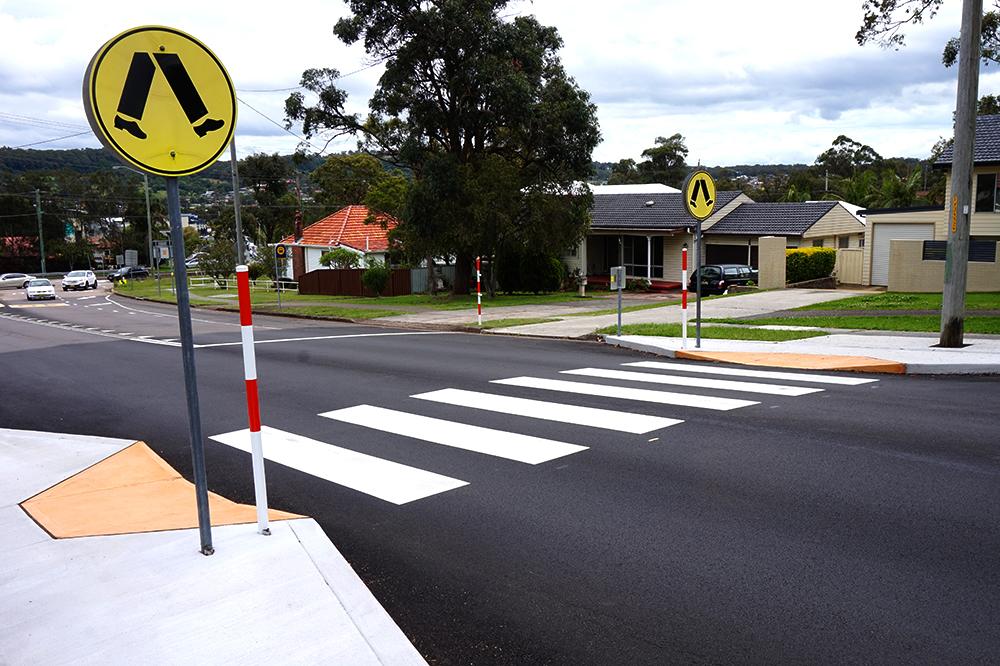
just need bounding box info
[561,368,823,397]
[210,426,468,505]
[411,388,682,434]
[623,361,879,385]
[320,404,587,464]
[491,377,758,410]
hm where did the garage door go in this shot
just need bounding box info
[871,223,934,286]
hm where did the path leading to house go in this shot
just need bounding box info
[487,289,870,338]
[735,308,1000,319]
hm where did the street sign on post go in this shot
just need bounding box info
[682,169,717,349]
[274,244,287,310]
[83,25,238,556]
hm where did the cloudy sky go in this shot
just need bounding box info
[0,0,993,167]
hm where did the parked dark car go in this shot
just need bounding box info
[107,266,150,282]
[689,264,758,295]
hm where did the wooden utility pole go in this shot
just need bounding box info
[941,0,983,347]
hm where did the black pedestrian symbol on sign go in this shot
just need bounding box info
[689,178,714,208]
[114,52,225,140]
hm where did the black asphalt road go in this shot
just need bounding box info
[2,289,1000,663]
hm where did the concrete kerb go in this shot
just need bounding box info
[603,334,1000,375]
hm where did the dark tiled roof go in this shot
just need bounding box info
[590,191,742,229]
[705,201,838,236]
[935,114,1000,165]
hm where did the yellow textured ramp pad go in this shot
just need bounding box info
[21,442,301,538]
[675,350,906,374]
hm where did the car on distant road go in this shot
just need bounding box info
[61,270,99,291]
[107,266,150,282]
[185,252,207,268]
[0,272,35,289]
[689,264,759,295]
[25,278,56,300]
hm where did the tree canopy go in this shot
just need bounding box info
[285,0,600,292]
[814,135,883,177]
[607,134,689,187]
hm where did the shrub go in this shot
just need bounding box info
[786,247,836,283]
[362,257,390,296]
[625,277,651,292]
[497,249,564,293]
[320,247,361,269]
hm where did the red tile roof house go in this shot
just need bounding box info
[277,205,399,280]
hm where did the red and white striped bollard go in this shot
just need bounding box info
[681,246,688,349]
[476,256,482,326]
[236,265,270,535]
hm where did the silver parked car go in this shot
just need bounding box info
[0,272,35,289]
[62,270,99,291]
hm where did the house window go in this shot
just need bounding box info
[838,236,850,249]
[975,173,1000,212]
[812,239,825,248]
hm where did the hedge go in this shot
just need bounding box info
[786,247,836,284]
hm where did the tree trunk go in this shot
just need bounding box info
[426,255,436,295]
[452,251,472,295]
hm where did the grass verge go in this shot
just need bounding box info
[257,306,404,319]
[795,292,1000,311]
[713,315,1000,334]
[598,323,828,341]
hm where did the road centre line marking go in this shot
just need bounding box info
[491,377,759,411]
[320,404,587,464]
[210,426,468,505]
[411,388,682,434]
[0,312,180,346]
[195,331,455,348]
[561,368,824,397]
[623,361,880,385]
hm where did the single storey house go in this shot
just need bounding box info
[278,205,398,280]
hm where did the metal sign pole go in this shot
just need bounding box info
[274,252,282,310]
[695,219,703,348]
[167,177,214,556]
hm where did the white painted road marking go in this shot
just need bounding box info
[623,361,880,386]
[210,426,467,505]
[411,388,682,434]
[320,404,587,464]
[196,331,455,348]
[491,376,759,411]
[561,368,823,397]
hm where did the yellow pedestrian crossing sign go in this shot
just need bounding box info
[683,169,717,221]
[83,26,236,177]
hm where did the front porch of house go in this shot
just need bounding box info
[576,232,691,291]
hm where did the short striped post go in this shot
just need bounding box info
[236,265,270,535]
[681,245,688,349]
[476,256,482,326]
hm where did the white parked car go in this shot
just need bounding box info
[62,270,99,291]
[0,272,35,289]
[25,278,56,300]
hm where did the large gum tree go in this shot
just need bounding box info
[285,0,600,293]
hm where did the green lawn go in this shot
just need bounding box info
[117,279,594,310]
[713,315,1000,334]
[598,323,829,341]
[472,317,560,329]
[258,306,403,319]
[796,292,1000,311]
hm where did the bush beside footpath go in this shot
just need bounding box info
[786,247,836,284]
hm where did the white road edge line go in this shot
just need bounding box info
[210,425,468,505]
[411,388,682,434]
[196,331,455,348]
[320,404,587,464]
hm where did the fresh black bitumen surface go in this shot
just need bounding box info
[3,292,1000,663]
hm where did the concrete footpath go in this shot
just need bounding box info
[605,333,1000,375]
[0,428,426,665]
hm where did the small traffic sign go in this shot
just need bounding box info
[275,244,287,259]
[83,26,236,177]
[683,169,717,221]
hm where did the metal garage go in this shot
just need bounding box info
[871,223,935,286]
